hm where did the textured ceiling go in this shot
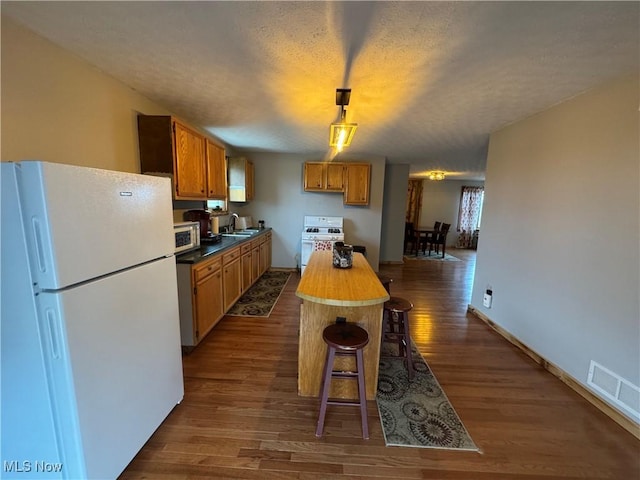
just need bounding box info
[3,1,638,180]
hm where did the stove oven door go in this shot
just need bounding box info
[301,239,313,273]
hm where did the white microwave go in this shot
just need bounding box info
[173,221,200,254]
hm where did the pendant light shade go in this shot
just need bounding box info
[330,88,357,151]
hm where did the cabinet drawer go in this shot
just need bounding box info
[194,257,221,283]
[241,242,252,254]
[223,247,240,265]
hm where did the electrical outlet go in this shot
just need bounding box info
[483,289,493,308]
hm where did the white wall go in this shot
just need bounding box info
[1,16,171,172]
[380,164,411,263]
[419,179,484,246]
[471,74,639,420]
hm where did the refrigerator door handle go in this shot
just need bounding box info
[32,216,49,275]
[45,308,61,359]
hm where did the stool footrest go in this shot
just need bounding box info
[327,399,362,407]
[330,370,359,378]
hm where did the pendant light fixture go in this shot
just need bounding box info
[329,88,357,152]
[428,171,446,181]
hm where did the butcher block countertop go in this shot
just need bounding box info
[295,251,389,306]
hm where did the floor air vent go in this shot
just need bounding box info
[588,360,640,423]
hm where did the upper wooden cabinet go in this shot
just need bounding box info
[344,163,371,206]
[228,157,254,202]
[137,115,226,201]
[303,161,370,205]
[304,162,344,191]
[206,140,227,199]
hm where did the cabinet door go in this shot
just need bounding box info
[174,122,206,199]
[246,161,255,201]
[241,250,252,292]
[266,233,272,268]
[304,162,325,191]
[344,163,371,206]
[194,267,223,342]
[259,240,269,275]
[206,140,227,199]
[325,163,345,191]
[223,258,242,311]
[251,244,260,282]
[228,157,253,202]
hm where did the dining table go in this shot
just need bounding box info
[412,226,446,257]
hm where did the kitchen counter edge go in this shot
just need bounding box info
[175,228,272,264]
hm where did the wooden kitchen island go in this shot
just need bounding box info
[295,251,390,400]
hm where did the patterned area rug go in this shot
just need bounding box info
[404,252,460,262]
[226,271,291,317]
[377,341,478,450]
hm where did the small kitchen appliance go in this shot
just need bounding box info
[173,221,200,254]
[183,209,211,238]
[184,209,221,243]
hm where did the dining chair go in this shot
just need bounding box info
[420,221,441,254]
[404,222,416,254]
[427,222,450,257]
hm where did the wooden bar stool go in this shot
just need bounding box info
[382,297,414,380]
[376,274,393,294]
[316,322,369,439]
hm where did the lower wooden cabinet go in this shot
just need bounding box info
[241,243,253,293]
[222,247,242,311]
[259,235,269,276]
[194,263,223,342]
[177,230,273,349]
[251,241,260,282]
[177,255,224,347]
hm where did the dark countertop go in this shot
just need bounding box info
[175,228,271,264]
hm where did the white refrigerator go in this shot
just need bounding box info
[1,161,184,479]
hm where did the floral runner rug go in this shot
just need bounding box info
[377,341,479,451]
[226,270,291,317]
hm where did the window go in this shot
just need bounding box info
[206,198,228,214]
[457,186,484,233]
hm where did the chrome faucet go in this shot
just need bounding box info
[229,212,240,232]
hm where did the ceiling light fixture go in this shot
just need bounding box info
[329,88,357,152]
[428,171,446,181]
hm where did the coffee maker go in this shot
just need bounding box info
[184,210,214,240]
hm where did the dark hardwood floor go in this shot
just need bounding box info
[120,250,639,479]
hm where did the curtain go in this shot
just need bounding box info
[406,179,423,227]
[457,186,484,248]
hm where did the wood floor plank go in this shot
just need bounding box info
[119,249,639,479]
